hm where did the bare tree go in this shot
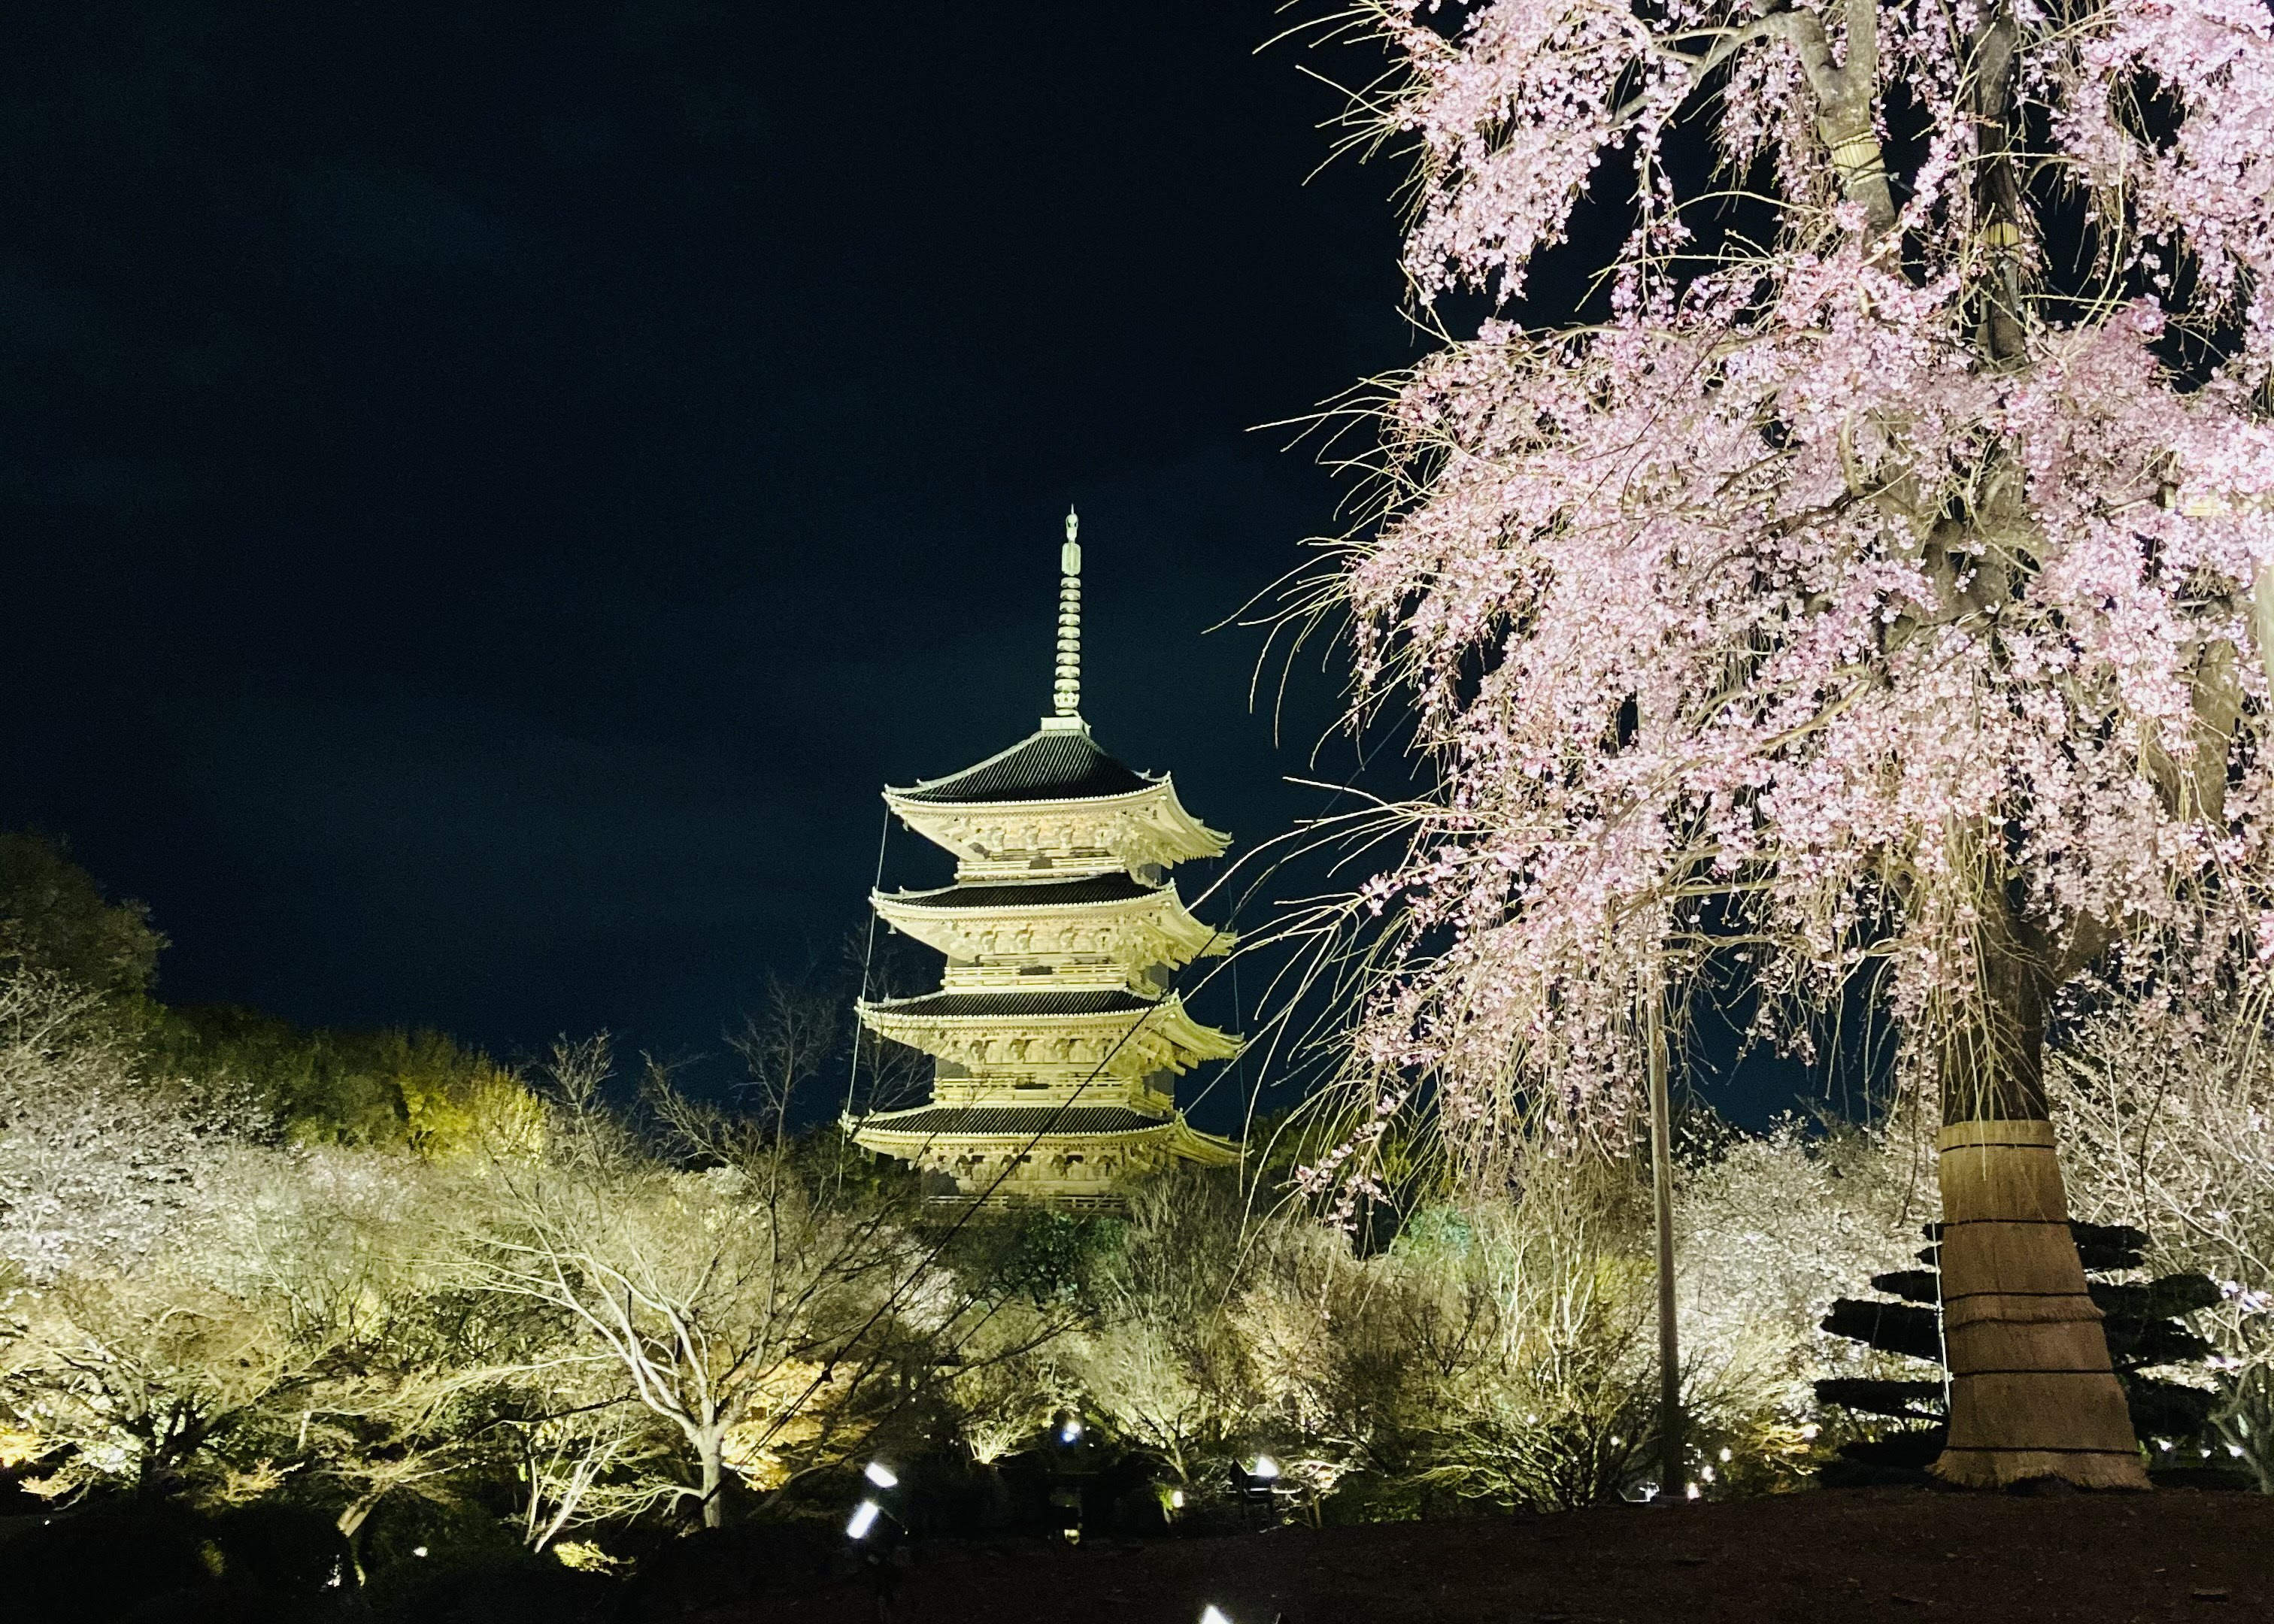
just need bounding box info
[506,1389,684,1553]
[446,1038,942,1527]
[1073,1171,1254,1486]
[730,971,844,1136]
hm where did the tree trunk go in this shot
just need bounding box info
[1928,889,2147,1489]
[338,1498,379,1586]
[698,1433,726,1529]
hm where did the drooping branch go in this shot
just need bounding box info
[1764,0,1897,232]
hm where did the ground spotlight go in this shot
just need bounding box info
[1200,1607,1233,1624]
[1170,1487,1187,1508]
[1060,1417,1084,1444]
[847,1499,882,1540]
[863,1460,899,1489]
[1229,1455,1284,1522]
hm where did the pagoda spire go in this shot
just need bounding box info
[1051,508,1082,723]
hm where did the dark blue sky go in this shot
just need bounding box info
[0,2,1830,1127]
[0,4,1411,1103]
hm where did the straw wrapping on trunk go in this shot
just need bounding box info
[1930,1120,2148,1489]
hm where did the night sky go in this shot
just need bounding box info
[2,4,1821,1125]
[0,4,1417,1108]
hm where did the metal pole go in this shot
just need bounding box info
[1647,981,1683,1499]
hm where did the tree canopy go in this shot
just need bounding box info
[1309,0,2274,1172]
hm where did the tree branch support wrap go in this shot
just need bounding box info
[1930,1119,2148,1489]
[1824,130,1889,201]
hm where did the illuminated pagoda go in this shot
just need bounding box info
[847,511,1242,1210]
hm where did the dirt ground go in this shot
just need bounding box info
[682,1488,2272,1624]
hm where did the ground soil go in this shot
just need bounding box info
[670,1488,2273,1624]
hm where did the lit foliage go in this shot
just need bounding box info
[2049,976,2274,1486]
[944,1303,1080,1467]
[1072,1176,1239,1453]
[1311,0,2274,1182]
[0,969,941,1538]
[1673,1114,1932,1420]
[0,1134,439,1507]
[0,972,256,1283]
[147,1007,544,1156]
[0,832,163,1001]
[442,1038,950,1529]
[1051,1151,1915,1516]
[0,988,1944,1528]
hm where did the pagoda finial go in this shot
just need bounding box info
[1052,508,1082,719]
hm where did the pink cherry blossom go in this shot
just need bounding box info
[1315,0,2274,1187]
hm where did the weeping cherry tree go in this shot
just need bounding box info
[1311,0,2274,1487]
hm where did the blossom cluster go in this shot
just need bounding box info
[1329,0,2274,1170]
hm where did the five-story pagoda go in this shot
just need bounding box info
[847,512,1242,1210]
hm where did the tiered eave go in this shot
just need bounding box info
[884,723,1229,880]
[871,873,1233,974]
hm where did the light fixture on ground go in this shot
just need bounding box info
[1229,1454,1283,1519]
[863,1460,898,1489]
[1200,1608,1233,1624]
[1060,1417,1084,1444]
[847,1500,882,1541]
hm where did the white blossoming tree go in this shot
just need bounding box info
[1314,0,2274,1486]
[2048,980,2274,1487]
[0,971,253,1284]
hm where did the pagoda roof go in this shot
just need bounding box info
[850,1104,1171,1137]
[847,1104,1242,1168]
[858,986,1240,1074]
[866,988,1153,1020]
[890,725,1154,806]
[875,871,1231,969]
[887,873,1160,909]
[883,723,1228,871]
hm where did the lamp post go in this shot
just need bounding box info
[846,1459,911,1617]
[1047,1408,1096,1543]
[1646,977,1683,1500]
